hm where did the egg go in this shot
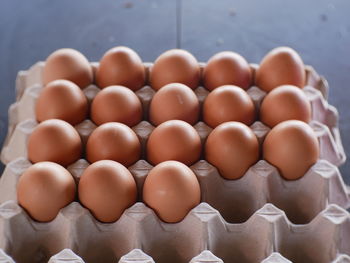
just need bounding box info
[17,162,76,222]
[86,122,141,166]
[143,161,201,223]
[203,51,252,91]
[91,85,142,126]
[260,85,311,127]
[78,160,137,223]
[205,122,259,180]
[150,49,200,90]
[149,83,200,125]
[255,47,305,92]
[96,46,146,91]
[42,48,93,89]
[203,85,255,128]
[35,80,88,125]
[28,119,82,166]
[263,120,319,180]
[147,120,201,166]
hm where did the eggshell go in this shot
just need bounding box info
[17,162,76,222]
[35,80,88,125]
[205,122,259,180]
[255,47,305,92]
[260,85,312,127]
[28,119,82,166]
[150,49,201,90]
[203,85,256,128]
[263,120,319,180]
[42,48,93,89]
[147,120,202,166]
[143,161,201,223]
[91,85,142,126]
[149,83,200,126]
[203,51,252,91]
[86,122,141,166]
[96,46,146,91]
[78,160,137,223]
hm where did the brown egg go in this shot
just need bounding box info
[143,161,201,223]
[205,122,259,180]
[96,46,146,91]
[28,119,82,166]
[255,47,305,92]
[149,83,200,125]
[42,48,93,89]
[36,80,88,125]
[203,51,252,91]
[147,120,201,166]
[79,160,137,223]
[91,85,142,126]
[203,85,256,128]
[86,122,141,166]
[17,162,76,222]
[260,85,311,127]
[150,49,200,90]
[263,120,319,180]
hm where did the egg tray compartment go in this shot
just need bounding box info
[0,61,346,167]
[0,195,349,263]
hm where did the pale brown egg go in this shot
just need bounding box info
[147,120,202,166]
[203,51,252,91]
[143,161,201,223]
[203,85,256,128]
[149,83,200,125]
[205,122,259,180]
[91,85,142,126]
[255,47,305,92]
[86,122,141,166]
[28,119,82,166]
[150,49,201,90]
[78,160,137,223]
[260,85,311,127]
[96,46,146,91]
[263,120,319,180]
[17,162,76,222]
[36,80,88,125]
[42,48,93,89]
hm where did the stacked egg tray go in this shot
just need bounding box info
[0,61,349,263]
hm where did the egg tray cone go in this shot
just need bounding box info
[0,197,349,263]
[0,62,346,167]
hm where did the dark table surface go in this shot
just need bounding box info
[1,0,350,184]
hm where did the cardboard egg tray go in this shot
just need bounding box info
[0,61,349,262]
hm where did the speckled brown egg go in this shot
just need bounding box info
[36,80,88,125]
[203,85,256,128]
[147,120,201,166]
[86,122,141,166]
[91,85,142,126]
[263,120,319,180]
[203,51,252,91]
[149,83,200,125]
[42,48,93,89]
[260,85,312,127]
[28,119,82,166]
[96,46,146,91]
[17,162,76,222]
[150,49,201,90]
[255,47,305,92]
[78,160,137,223]
[205,122,259,180]
[143,160,201,223]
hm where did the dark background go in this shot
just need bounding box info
[1,0,350,184]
